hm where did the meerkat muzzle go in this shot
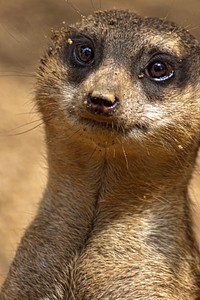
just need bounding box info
[87,91,120,115]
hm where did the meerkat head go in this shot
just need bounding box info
[36,10,200,159]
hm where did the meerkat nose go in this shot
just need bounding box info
[87,90,120,115]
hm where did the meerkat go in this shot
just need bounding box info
[1,9,200,300]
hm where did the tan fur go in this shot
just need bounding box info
[1,10,200,299]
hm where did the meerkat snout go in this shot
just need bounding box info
[87,91,120,115]
[85,64,121,115]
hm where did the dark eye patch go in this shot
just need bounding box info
[60,32,103,84]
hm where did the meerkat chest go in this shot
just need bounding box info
[65,225,196,300]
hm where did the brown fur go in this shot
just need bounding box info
[1,9,200,299]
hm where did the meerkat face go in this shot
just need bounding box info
[37,10,200,152]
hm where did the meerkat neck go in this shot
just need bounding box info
[43,127,196,250]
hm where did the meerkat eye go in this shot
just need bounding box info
[74,44,94,65]
[145,60,174,82]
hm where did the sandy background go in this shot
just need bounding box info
[1,0,200,286]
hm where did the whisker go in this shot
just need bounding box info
[0,114,54,137]
[186,26,200,32]
[65,0,83,17]
[90,0,95,10]
[0,23,21,44]
[99,0,102,10]
[17,111,39,116]
[88,145,98,161]
[121,143,129,170]
[0,73,34,78]
[2,121,45,137]
[6,118,43,132]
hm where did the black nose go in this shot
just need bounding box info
[87,93,120,115]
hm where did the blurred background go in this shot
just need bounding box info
[1,0,200,285]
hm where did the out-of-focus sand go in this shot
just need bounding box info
[0,0,200,286]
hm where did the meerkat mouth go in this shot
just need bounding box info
[81,116,121,132]
[79,115,149,135]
